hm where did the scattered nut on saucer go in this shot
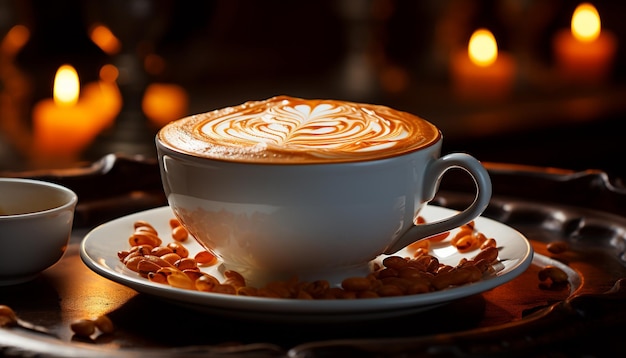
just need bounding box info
[117,218,503,299]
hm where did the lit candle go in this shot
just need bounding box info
[142,83,189,128]
[552,3,617,86]
[450,28,516,102]
[33,65,95,161]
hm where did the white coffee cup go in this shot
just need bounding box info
[156,96,491,286]
[0,178,77,285]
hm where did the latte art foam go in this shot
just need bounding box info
[158,96,440,163]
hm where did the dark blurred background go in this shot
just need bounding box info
[1,0,626,179]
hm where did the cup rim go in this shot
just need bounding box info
[0,178,78,219]
[155,132,444,166]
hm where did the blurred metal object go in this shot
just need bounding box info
[0,153,166,227]
[4,152,626,228]
[440,161,626,217]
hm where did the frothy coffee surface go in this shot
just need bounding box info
[158,96,440,164]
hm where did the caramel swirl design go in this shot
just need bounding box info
[158,96,440,163]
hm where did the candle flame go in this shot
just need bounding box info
[468,29,498,67]
[571,3,601,42]
[53,65,80,106]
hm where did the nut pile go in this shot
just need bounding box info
[118,218,504,299]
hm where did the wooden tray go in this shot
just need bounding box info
[1,155,625,357]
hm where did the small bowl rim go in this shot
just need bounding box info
[0,178,78,219]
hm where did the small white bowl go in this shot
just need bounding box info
[0,178,77,285]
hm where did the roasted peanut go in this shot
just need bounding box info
[194,251,218,266]
[432,266,481,290]
[123,255,144,272]
[128,232,162,247]
[255,287,282,298]
[341,277,372,291]
[164,269,195,290]
[182,269,204,281]
[428,231,451,243]
[303,280,330,298]
[122,250,142,264]
[129,244,153,255]
[376,284,404,297]
[334,289,357,299]
[470,258,493,274]
[237,286,259,296]
[134,220,157,234]
[148,271,168,284]
[169,218,182,229]
[171,225,189,242]
[426,257,440,273]
[405,280,431,294]
[212,284,237,295]
[166,242,189,258]
[407,239,430,254]
[296,290,314,299]
[473,246,499,264]
[160,252,182,265]
[0,305,17,327]
[412,247,429,257]
[195,274,220,292]
[174,257,197,271]
[117,250,131,260]
[150,246,173,256]
[93,315,114,334]
[356,290,379,298]
[547,241,568,254]
[480,238,497,250]
[376,267,399,279]
[397,266,428,280]
[139,255,175,269]
[224,270,246,288]
[70,318,96,337]
[453,235,479,252]
[451,227,474,245]
[265,286,294,298]
[382,256,408,270]
[538,266,568,284]
[136,259,163,274]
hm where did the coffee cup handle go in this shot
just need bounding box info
[383,153,492,254]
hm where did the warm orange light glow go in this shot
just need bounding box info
[571,3,601,42]
[468,29,498,67]
[1,24,30,56]
[142,83,189,127]
[144,53,166,76]
[53,65,79,106]
[89,23,121,55]
[99,64,119,83]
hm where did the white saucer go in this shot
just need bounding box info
[80,205,533,323]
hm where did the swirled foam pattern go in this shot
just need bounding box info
[158,96,440,163]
